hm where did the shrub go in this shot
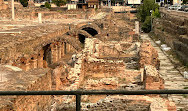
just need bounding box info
[20,0,28,7]
[141,16,151,33]
[45,2,51,9]
[52,0,67,7]
[152,8,160,18]
[137,0,160,33]
[137,0,159,22]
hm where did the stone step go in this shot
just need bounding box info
[141,34,188,109]
[164,72,181,76]
[164,78,184,81]
[165,74,183,78]
[160,63,173,67]
[159,70,168,74]
[166,70,179,74]
[160,60,171,64]
[160,66,174,70]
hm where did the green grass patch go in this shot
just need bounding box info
[184,87,188,89]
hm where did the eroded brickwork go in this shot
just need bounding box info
[0,67,52,111]
[0,10,178,111]
[144,65,164,90]
[139,41,160,69]
[14,70,52,111]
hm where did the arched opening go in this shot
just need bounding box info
[82,27,98,36]
[78,34,86,44]
[43,44,52,66]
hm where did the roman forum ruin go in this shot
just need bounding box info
[0,0,187,111]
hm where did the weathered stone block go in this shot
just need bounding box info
[144,65,164,90]
[173,40,188,56]
[175,50,188,65]
[139,42,160,69]
[184,18,188,27]
[178,35,188,45]
[177,26,187,35]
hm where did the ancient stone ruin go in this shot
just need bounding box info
[0,3,187,111]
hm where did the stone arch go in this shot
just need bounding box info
[76,30,93,44]
[77,30,93,38]
[79,24,100,36]
[34,35,82,53]
[32,35,82,68]
[82,27,98,36]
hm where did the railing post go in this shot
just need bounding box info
[76,94,81,111]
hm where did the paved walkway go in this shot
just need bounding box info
[141,34,188,111]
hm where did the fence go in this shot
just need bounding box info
[0,90,188,111]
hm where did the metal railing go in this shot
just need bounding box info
[0,90,188,111]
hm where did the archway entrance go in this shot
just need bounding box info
[43,44,52,67]
[78,34,86,44]
[82,27,98,36]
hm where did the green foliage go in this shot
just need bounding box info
[20,0,28,7]
[184,87,188,89]
[137,0,160,33]
[182,94,187,98]
[182,0,188,4]
[52,0,67,7]
[152,8,160,18]
[137,0,159,22]
[141,16,151,33]
[45,2,51,9]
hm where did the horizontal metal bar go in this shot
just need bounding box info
[0,90,187,96]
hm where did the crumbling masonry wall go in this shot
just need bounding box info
[153,8,188,64]
[0,68,52,111]
[0,6,97,20]
[0,0,8,10]
[139,41,160,69]
[13,70,52,111]
[144,65,164,90]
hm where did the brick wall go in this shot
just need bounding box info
[83,98,150,111]
[83,60,126,78]
[13,70,52,111]
[58,95,176,111]
[0,68,52,111]
[139,41,160,69]
[144,65,164,90]
[0,7,97,20]
[52,64,71,90]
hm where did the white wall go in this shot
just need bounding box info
[128,0,141,4]
[67,4,77,10]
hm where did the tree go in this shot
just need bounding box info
[20,0,28,7]
[137,0,159,22]
[152,8,160,18]
[45,2,51,9]
[141,16,151,33]
[137,0,160,32]
[164,0,173,4]
[52,0,67,7]
[182,0,188,4]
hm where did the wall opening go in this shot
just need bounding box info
[82,27,98,36]
[78,34,86,44]
[43,44,52,66]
